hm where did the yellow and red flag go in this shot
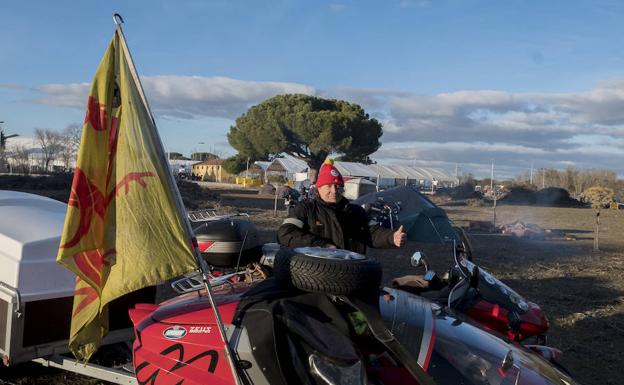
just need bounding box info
[57,28,197,361]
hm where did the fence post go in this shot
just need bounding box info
[274,186,279,217]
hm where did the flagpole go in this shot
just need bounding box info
[112,14,242,385]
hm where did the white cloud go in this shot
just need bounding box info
[35,76,315,119]
[36,83,90,108]
[28,75,624,177]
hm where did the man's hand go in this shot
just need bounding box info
[326,244,337,249]
[393,225,406,247]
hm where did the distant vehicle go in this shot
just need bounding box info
[176,166,190,180]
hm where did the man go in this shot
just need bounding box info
[278,160,406,254]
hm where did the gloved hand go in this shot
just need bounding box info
[391,275,430,294]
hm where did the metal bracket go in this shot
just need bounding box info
[171,271,244,294]
[33,355,137,385]
[188,209,250,222]
[113,13,124,25]
[0,281,22,318]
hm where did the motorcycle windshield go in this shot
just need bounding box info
[379,288,580,385]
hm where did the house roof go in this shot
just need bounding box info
[254,161,271,171]
[334,161,378,178]
[268,154,308,173]
[357,164,456,182]
[169,159,202,167]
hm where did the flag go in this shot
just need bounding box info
[57,28,198,361]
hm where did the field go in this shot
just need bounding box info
[1,181,623,384]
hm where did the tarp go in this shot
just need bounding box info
[353,186,460,244]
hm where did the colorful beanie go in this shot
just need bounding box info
[316,159,344,188]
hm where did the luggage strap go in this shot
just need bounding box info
[338,295,437,385]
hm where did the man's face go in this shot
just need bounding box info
[318,183,343,203]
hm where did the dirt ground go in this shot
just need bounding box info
[1,181,623,384]
[203,186,624,385]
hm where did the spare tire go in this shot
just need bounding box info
[274,247,382,295]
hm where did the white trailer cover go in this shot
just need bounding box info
[0,190,151,365]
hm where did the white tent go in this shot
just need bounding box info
[334,161,377,178]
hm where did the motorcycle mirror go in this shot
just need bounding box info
[411,251,429,271]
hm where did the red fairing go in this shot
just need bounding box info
[130,290,242,385]
[128,304,157,325]
[466,300,549,341]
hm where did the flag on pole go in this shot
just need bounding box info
[57,28,197,361]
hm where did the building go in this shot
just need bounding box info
[265,154,309,181]
[240,162,269,181]
[192,159,232,182]
[262,154,456,190]
[341,162,457,189]
[5,147,76,174]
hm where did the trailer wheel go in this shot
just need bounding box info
[274,247,382,295]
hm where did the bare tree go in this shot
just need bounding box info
[7,144,32,174]
[59,124,82,171]
[35,128,64,173]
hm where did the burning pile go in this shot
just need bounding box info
[499,220,569,240]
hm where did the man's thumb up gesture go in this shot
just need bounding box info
[394,224,406,247]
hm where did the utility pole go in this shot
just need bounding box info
[455,163,459,185]
[529,161,533,185]
[542,168,545,189]
[490,160,494,194]
[244,157,250,188]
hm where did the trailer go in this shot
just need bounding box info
[0,190,153,383]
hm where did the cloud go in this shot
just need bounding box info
[34,76,315,119]
[346,82,624,176]
[36,83,90,108]
[29,75,624,177]
[145,76,315,119]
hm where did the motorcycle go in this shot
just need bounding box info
[283,187,301,215]
[364,195,550,344]
[395,247,550,344]
[129,245,582,385]
[363,196,473,261]
[363,199,402,230]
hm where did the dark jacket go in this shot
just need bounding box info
[277,196,395,254]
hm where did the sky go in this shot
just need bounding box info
[2,0,624,178]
